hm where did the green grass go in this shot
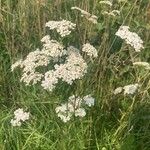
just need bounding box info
[0,0,150,149]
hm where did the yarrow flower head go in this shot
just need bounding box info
[11,19,94,92]
[11,108,30,127]
[83,95,95,107]
[114,87,123,95]
[55,94,95,122]
[59,47,88,84]
[41,70,58,91]
[45,20,76,37]
[13,49,50,85]
[12,44,88,90]
[82,43,98,58]
[123,83,139,95]
[41,39,65,58]
[41,48,88,91]
[133,62,150,70]
[115,26,144,52]
[55,104,72,122]
[55,95,84,122]
[71,6,98,24]
[74,108,86,117]
[114,83,139,95]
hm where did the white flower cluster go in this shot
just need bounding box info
[82,43,98,58]
[41,70,58,91]
[21,71,43,85]
[114,87,123,95]
[55,95,95,122]
[11,36,65,85]
[10,108,30,127]
[123,84,139,95]
[133,62,150,70]
[11,52,46,85]
[115,26,144,52]
[12,45,88,90]
[99,0,112,7]
[11,19,96,92]
[83,95,95,107]
[114,83,139,95]
[45,20,76,37]
[41,38,65,58]
[71,6,98,24]
[42,47,87,91]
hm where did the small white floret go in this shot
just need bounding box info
[115,26,144,52]
[45,20,76,37]
[10,119,21,127]
[114,87,123,95]
[82,43,98,58]
[75,108,86,117]
[123,83,139,95]
[83,95,95,107]
[11,108,30,127]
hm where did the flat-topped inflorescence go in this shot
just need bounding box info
[45,20,76,37]
[82,43,98,58]
[11,19,97,91]
[115,26,144,52]
[114,83,139,95]
[11,108,30,127]
[133,62,150,70]
[55,95,95,122]
[41,47,88,91]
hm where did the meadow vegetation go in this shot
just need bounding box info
[0,0,150,149]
